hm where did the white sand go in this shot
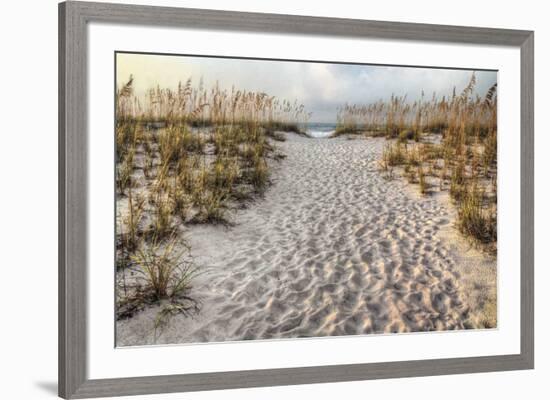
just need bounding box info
[117,133,496,346]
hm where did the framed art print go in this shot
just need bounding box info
[59,1,534,398]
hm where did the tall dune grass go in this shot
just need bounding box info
[336,75,496,140]
[115,75,310,321]
[340,73,498,250]
[117,75,310,130]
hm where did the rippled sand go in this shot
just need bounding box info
[117,133,496,346]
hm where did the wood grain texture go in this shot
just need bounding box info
[58,1,535,398]
[59,2,88,398]
[70,355,528,399]
[520,32,535,369]
[72,1,532,45]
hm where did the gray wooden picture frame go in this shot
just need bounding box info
[59,1,534,398]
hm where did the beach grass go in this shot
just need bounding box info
[115,75,309,321]
[339,74,497,249]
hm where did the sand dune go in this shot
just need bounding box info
[117,133,496,346]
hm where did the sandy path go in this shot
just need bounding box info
[117,133,496,346]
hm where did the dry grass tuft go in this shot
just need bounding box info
[457,185,497,244]
[116,234,201,321]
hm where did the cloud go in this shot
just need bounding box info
[117,53,497,123]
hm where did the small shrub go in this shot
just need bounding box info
[418,166,428,195]
[170,184,191,222]
[131,236,199,300]
[404,164,416,183]
[450,159,466,201]
[116,148,135,195]
[210,156,240,190]
[457,186,497,244]
[382,143,406,166]
[195,190,227,224]
[150,193,174,240]
[248,155,269,191]
[482,129,497,175]
[406,147,421,166]
[120,189,145,253]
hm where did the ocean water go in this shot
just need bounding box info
[305,122,337,138]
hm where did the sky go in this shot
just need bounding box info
[116,52,497,124]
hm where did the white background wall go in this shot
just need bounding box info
[0,0,546,399]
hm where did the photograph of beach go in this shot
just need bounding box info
[115,52,497,346]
